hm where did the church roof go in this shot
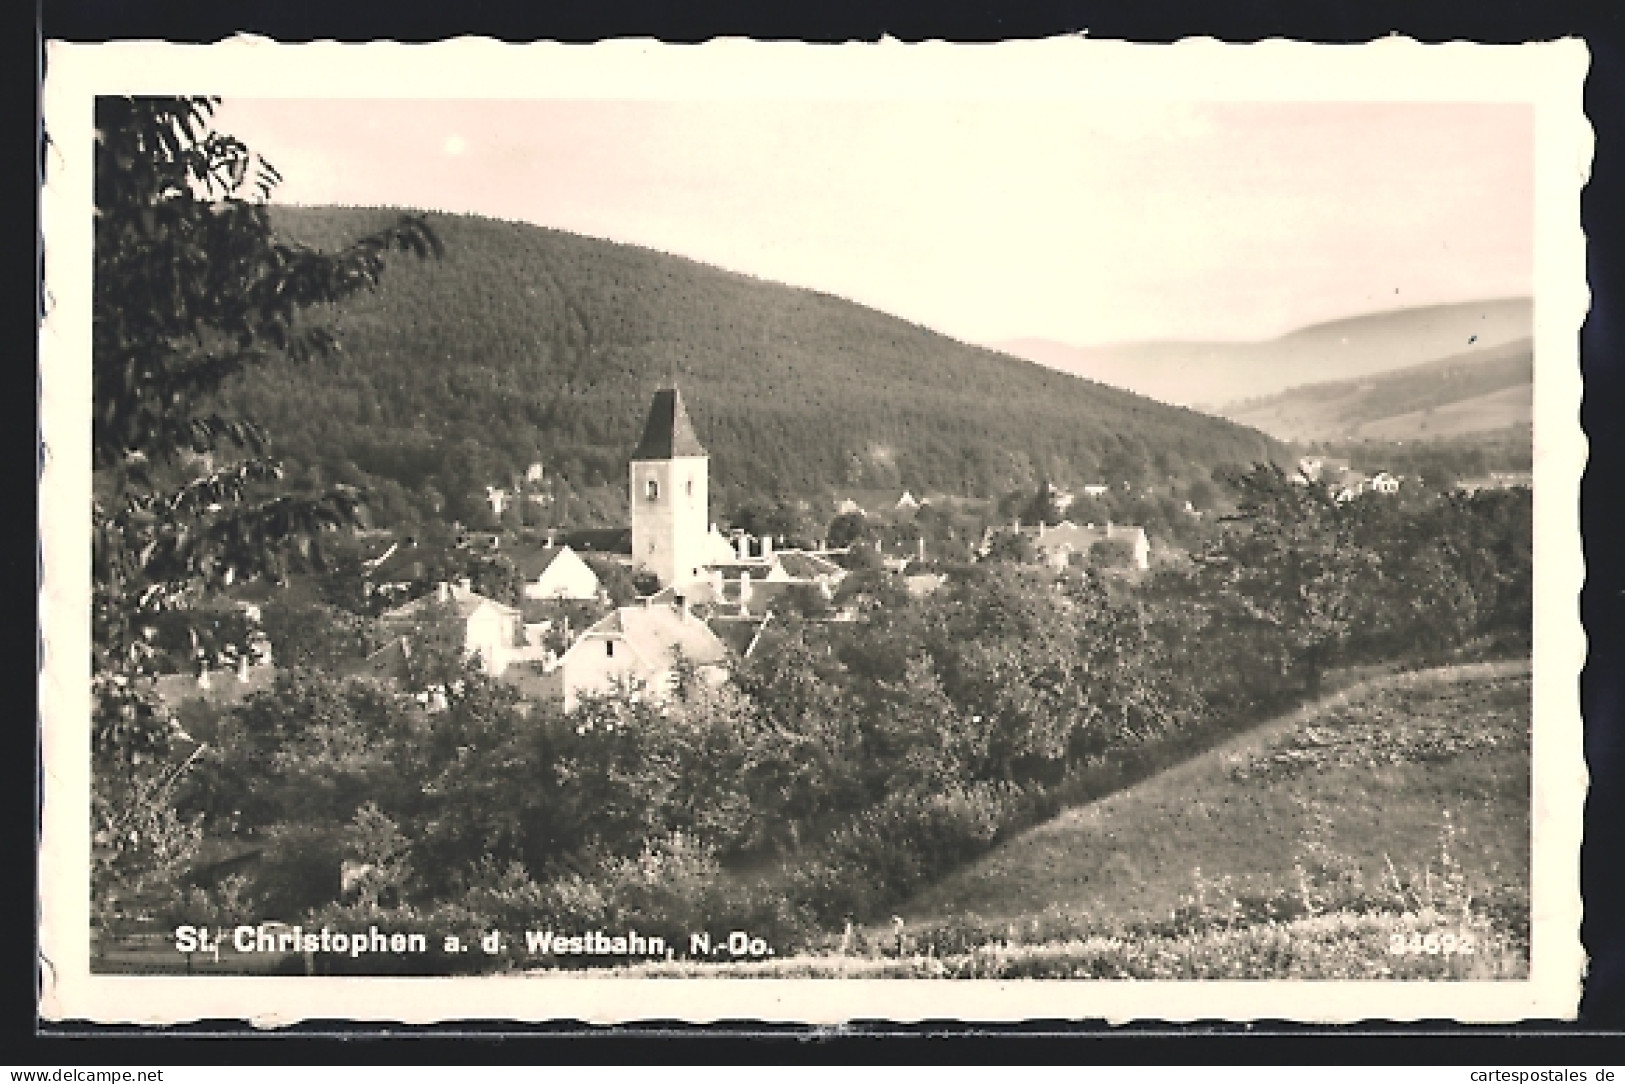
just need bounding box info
[631,387,708,460]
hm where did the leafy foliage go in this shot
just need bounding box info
[90,97,440,934]
[1192,465,1376,692]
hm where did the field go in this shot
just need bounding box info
[623,660,1531,979]
[1357,385,1533,441]
[906,660,1528,927]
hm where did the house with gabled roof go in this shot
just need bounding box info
[551,597,730,711]
[514,543,601,601]
[380,581,523,676]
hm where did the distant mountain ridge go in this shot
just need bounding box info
[211,208,1280,527]
[1218,337,1532,443]
[991,298,1533,412]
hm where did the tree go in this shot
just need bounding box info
[983,530,1035,565]
[825,512,869,549]
[1195,464,1376,695]
[1021,481,1066,527]
[1089,538,1137,570]
[91,97,441,933]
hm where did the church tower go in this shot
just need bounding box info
[629,387,709,589]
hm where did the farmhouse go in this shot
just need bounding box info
[1456,471,1532,494]
[380,580,523,676]
[1032,522,1150,571]
[982,520,1151,571]
[548,597,730,711]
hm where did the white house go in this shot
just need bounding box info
[381,581,523,676]
[516,544,601,601]
[1297,456,1339,483]
[1369,471,1401,494]
[550,598,730,711]
[986,520,1152,571]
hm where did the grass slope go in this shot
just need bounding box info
[1221,337,1532,443]
[218,208,1278,515]
[903,660,1529,930]
[596,662,1530,979]
[1356,384,1534,442]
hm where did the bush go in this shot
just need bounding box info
[792,782,1024,923]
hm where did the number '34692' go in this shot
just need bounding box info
[1389,931,1476,955]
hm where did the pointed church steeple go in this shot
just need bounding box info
[631,387,707,461]
[629,386,710,589]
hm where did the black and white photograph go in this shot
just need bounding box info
[38,36,1588,1024]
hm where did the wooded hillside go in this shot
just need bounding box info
[212,208,1280,526]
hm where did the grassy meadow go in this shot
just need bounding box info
[623,660,1531,980]
[904,659,1529,929]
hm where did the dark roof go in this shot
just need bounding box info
[556,527,632,555]
[512,544,570,580]
[775,551,845,580]
[631,388,708,460]
[709,618,766,655]
[342,636,413,682]
[366,541,430,583]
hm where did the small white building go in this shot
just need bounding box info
[381,581,523,676]
[986,520,1152,571]
[516,544,601,602]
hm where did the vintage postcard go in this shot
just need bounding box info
[39,36,1590,1025]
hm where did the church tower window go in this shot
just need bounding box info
[645,478,659,501]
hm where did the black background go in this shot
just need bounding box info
[23,0,1625,1063]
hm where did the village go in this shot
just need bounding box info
[150,386,1193,722]
[144,385,1477,728]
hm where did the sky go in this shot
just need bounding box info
[210,98,1534,347]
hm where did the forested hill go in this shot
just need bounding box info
[218,208,1280,526]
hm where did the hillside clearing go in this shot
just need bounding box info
[901,660,1530,932]
[1356,384,1533,441]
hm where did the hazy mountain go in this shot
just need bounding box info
[213,208,1281,527]
[1219,337,1532,443]
[991,298,1533,412]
